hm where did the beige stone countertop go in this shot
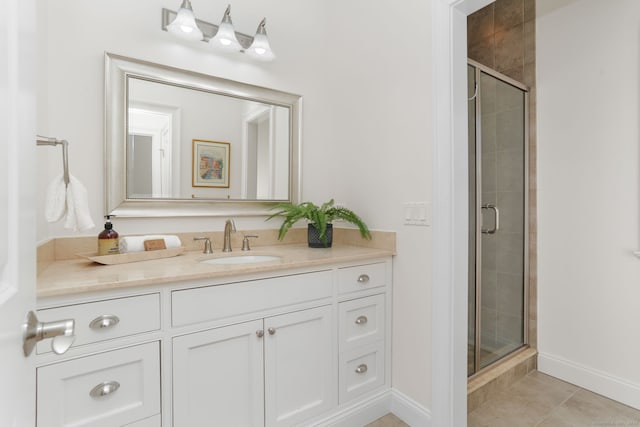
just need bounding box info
[37,244,394,298]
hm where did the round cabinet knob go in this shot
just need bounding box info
[355,315,368,325]
[357,274,370,284]
[355,364,368,374]
[268,327,276,335]
[256,330,264,338]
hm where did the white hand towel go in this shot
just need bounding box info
[45,174,67,222]
[119,235,182,253]
[63,175,95,232]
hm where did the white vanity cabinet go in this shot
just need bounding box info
[264,306,334,426]
[37,342,161,427]
[35,256,392,427]
[172,305,334,427]
[35,293,163,427]
[172,319,265,426]
[337,265,387,404]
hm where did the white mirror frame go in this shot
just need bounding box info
[104,52,301,217]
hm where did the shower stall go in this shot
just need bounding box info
[467,60,529,377]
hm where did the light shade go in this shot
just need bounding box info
[167,0,204,41]
[209,5,242,52]
[246,18,275,61]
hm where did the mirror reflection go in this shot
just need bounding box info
[105,53,301,217]
[126,77,290,201]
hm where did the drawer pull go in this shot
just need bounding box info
[357,274,370,284]
[268,327,276,335]
[89,381,120,398]
[89,314,120,330]
[256,330,264,338]
[355,364,368,374]
[355,315,368,325]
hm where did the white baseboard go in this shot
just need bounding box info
[310,388,431,427]
[390,389,432,426]
[538,352,640,410]
[311,390,392,427]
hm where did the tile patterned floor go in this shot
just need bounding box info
[365,371,640,426]
[365,413,409,427]
[469,371,640,426]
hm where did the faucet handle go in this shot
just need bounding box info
[242,235,259,251]
[194,237,213,254]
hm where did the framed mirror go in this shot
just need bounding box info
[105,53,301,217]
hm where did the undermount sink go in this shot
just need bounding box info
[200,255,282,265]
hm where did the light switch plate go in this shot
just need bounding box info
[403,202,431,226]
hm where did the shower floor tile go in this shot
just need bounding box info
[468,371,640,426]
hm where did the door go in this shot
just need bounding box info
[468,60,529,375]
[172,320,265,426]
[0,0,37,426]
[264,306,335,427]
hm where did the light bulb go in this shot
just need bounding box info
[209,5,242,52]
[247,18,275,61]
[167,0,203,41]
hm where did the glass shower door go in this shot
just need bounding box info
[469,62,528,375]
[468,64,477,376]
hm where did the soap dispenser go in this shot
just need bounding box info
[98,215,119,256]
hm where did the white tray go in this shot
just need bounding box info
[78,247,184,265]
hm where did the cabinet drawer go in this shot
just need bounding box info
[37,293,160,354]
[172,270,332,327]
[37,342,160,427]
[338,262,386,294]
[339,342,385,404]
[339,294,385,351]
[123,414,161,426]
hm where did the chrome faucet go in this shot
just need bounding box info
[222,219,236,252]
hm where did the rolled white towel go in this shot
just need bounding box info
[64,175,95,232]
[119,235,182,253]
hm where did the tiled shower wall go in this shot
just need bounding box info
[468,0,537,350]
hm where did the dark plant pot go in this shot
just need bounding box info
[308,224,333,248]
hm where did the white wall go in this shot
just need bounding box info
[537,0,640,409]
[325,0,433,407]
[37,0,434,410]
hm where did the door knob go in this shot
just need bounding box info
[22,310,75,356]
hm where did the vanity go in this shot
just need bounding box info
[33,45,396,426]
[35,241,394,427]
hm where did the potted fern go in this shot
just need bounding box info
[267,199,371,248]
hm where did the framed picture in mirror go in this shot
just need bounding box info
[192,139,230,188]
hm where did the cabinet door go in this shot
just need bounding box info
[264,306,335,427]
[173,320,264,427]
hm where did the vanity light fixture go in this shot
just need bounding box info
[209,5,242,52]
[162,3,275,62]
[246,18,275,61]
[166,0,204,41]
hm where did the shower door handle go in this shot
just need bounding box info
[481,204,500,234]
